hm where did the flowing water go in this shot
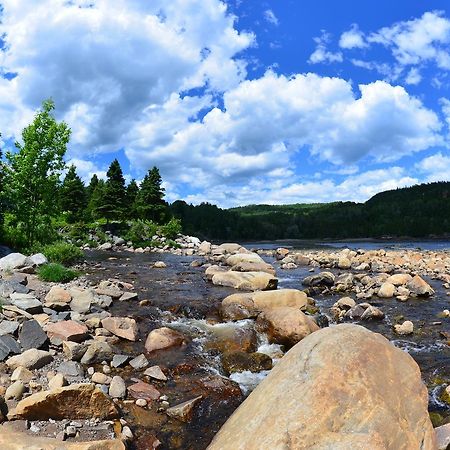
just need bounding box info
[84,246,450,448]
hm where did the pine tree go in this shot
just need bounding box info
[86,174,99,201]
[87,179,105,220]
[126,179,139,219]
[97,159,126,221]
[60,165,87,223]
[136,166,167,222]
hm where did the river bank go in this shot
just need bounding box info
[0,240,448,448]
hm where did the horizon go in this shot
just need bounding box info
[1,1,450,208]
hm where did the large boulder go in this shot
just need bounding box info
[406,275,434,296]
[207,324,435,450]
[302,271,335,287]
[0,429,125,449]
[145,327,185,353]
[252,289,308,311]
[220,293,258,320]
[226,253,264,266]
[212,271,277,291]
[8,383,118,420]
[256,307,319,346]
[0,253,28,271]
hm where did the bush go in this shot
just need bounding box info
[37,263,79,283]
[160,217,182,240]
[124,220,158,246]
[40,242,84,265]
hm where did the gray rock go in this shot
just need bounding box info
[144,365,167,381]
[29,253,48,266]
[129,354,148,370]
[69,288,94,313]
[98,242,113,251]
[57,361,84,377]
[0,320,19,336]
[9,294,43,314]
[0,253,28,271]
[19,320,48,350]
[0,280,29,297]
[0,335,21,356]
[80,341,113,364]
[109,376,126,398]
[6,349,53,369]
[111,354,130,368]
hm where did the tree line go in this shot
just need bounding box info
[0,100,170,250]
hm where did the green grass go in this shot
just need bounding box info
[39,242,84,265]
[37,263,79,283]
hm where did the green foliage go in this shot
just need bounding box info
[37,263,79,283]
[39,242,84,265]
[60,165,87,223]
[126,179,139,219]
[124,219,158,246]
[97,159,126,221]
[160,217,182,239]
[136,166,167,222]
[3,99,71,247]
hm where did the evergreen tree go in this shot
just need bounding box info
[126,179,139,219]
[60,165,87,223]
[97,159,126,221]
[86,174,99,201]
[136,166,167,222]
[87,179,105,220]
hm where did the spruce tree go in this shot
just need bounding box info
[60,165,87,223]
[97,159,126,221]
[86,174,99,201]
[136,166,167,222]
[87,179,105,220]
[126,179,139,219]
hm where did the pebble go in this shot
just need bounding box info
[87,367,95,375]
[135,398,147,407]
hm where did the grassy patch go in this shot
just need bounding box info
[37,263,79,283]
[40,242,84,265]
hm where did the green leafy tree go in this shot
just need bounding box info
[4,99,71,247]
[126,179,139,219]
[136,166,167,222]
[60,165,87,223]
[97,159,126,221]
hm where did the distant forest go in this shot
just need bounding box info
[169,182,450,241]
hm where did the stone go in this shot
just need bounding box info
[57,361,84,377]
[5,381,25,400]
[406,275,435,296]
[153,261,166,268]
[0,280,29,297]
[129,354,148,369]
[252,289,308,311]
[80,341,113,364]
[0,321,19,336]
[225,253,265,266]
[256,307,319,347]
[435,423,450,450]
[19,320,48,350]
[8,383,119,420]
[9,294,42,314]
[0,253,28,271]
[231,261,276,275]
[62,341,88,361]
[207,324,436,450]
[128,381,160,402]
[109,376,126,399]
[6,349,53,370]
[119,292,138,301]
[29,253,48,266]
[213,243,242,255]
[378,282,396,298]
[91,372,112,385]
[135,398,147,407]
[48,373,67,390]
[166,396,203,423]
[69,288,94,313]
[145,327,185,353]
[46,320,89,342]
[220,293,258,321]
[44,286,72,309]
[386,273,412,286]
[98,242,113,251]
[221,351,272,375]
[0,429,126,449]
[205,265,228,280]
[144,365,167,381]
[11,367,34,383]
[212,271,278,291]
[101,317,138,341]
[0,335,21,358]
[302,271,335,287]
[394,320,414,335]
[111,354,130,368]
[337,257,352,269]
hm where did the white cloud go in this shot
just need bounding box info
[0,0,254,153]
[66,158,108,182]
[339,24,368,49]
[309,32,343,64]
[416,152,450,182]
[264,9,279,26]
[405,67,422,85]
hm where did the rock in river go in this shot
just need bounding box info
[212,271,278,291]
[145,326,185,353]
[207,324,435,450]
[101,316,138,341]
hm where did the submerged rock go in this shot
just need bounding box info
[208,324,436,450]
[166,395,203,423]
[221,351,272,375]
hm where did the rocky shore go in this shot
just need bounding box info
[0,238,448,449]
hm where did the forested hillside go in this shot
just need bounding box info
[170,182,450,241]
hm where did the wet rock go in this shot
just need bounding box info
[220,293,258,320]
[119,292,138,301]
[6,349,53,370]
[109,376,126,398]
[208,324,436,450]
[145,327,185,353]
[101,317,138,341]
[257,307,319,347]
[19,320,48,350]
[153,261,166,268]
[212,271,278,291]
[345,303,384,321]
[8,383,119,420]
[0,253,28,271]
[378,282,396,298]
[330,297,356,320]
[128,381,161,402]
[166,395,203,423]
[46,320,89,342]
[221,351,272,375]
[144,365,167,381]
[302,271,335,287]
[129,354,149,369]
[206,325,257,354]
[394,320,414,335]
[406,275,434,296]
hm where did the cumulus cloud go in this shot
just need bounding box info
[416,152,450,182]
[339,24,368,49]
[405,67,422,85]
[309,32,343,64]
[0,0,254,152]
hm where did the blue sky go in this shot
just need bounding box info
[0,0,449,207]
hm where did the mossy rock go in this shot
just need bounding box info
[221,351,272,375]
[429,411,444,427]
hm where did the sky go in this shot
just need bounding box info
[0,0,450,207]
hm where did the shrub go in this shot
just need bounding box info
[160,217,182,240]
[37,263,79,283]
[124,220,158,246]
[40,242,84,265]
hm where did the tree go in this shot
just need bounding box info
[4,99,71,247]
[97,159,126,221]
[86,174,99,201]
[126,179,139,219]
[136,166,167,222]
[87,178,105,220]
[60,165,87,223]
